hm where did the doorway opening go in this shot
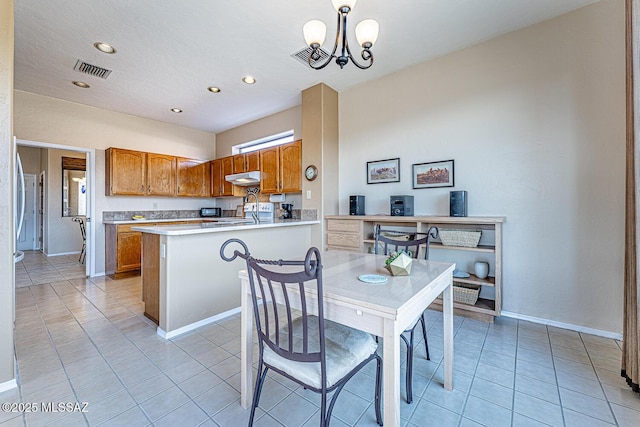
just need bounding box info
[15,139,96,278]
[16,173,36,251]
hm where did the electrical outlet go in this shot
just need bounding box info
[306,190,311,199]
[160,244,166,258]
[153,202,158,209]
[228,202,233,209]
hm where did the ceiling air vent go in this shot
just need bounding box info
[73,60,112,79]
[291,47,330,68]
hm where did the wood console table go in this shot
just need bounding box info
[325,215,505,322]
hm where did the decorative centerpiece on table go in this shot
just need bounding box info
[385,251,413,276]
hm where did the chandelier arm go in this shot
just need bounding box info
[308,12,343,70]
[308,50,333,70]
[340,11,349,61]
[344,40,374,70]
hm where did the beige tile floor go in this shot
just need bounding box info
[2,250,640,426]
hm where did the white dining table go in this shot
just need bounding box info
[238,250,455,427]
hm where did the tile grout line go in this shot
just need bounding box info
[545,324,568,427]
[578,331,620,427]
[23,283,91,427]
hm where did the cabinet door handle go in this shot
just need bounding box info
[147,185,150,193]
[141,185,144,192]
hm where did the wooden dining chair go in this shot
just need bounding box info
[72,216,86,264]
[220,239,383,427]
[374,224,439,403]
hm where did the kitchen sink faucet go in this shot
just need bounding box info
[246,193,259,224]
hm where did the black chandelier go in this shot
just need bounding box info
[303,0,379,70]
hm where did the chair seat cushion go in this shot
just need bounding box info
[263,316,378,389]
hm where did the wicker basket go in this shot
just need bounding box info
[380,231,411,241]
[453,283,480,305]
[439,229,481,248]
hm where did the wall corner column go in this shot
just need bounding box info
[0,0,16,390]
[302,83,339,250]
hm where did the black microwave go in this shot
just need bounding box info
[200,207,221,217]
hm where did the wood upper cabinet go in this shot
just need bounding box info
[106,148,147,195]
[176,157,210,197]
[211,156,234,197]
[231,152,259,173]
[259,140,301,194]
[232,154,245,173]
[280,140,302,193]
[211,159,223,197]
[259,147,280,194]
[245,151,260,172]
[221,156,233,196]
[146,153,176,196]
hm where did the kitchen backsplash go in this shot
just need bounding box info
[102,208,317,221]
[103,210,203,221]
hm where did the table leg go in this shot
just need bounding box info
[442,277,454,391]
[383,318,401,426]
[241,278,253,409]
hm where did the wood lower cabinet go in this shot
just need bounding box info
[260,139,301,194]
[177,157,210,197]
[106,223,152,279]
[141,233,160,324]
[106,221,191,279]
[326,219,364,252]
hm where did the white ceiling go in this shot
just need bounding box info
[14,0,597,134]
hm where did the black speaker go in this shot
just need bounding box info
[450,191,467,217]
[350,195,365,215]
[390,195,414,216]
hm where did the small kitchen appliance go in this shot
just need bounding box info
[390,195,414,216]
[244,202,275,223]
[200,207,222,217]
[350,195,365,215]
[450,190,468,217]
[281,203,293,219]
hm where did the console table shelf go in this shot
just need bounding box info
[325,215,505,322]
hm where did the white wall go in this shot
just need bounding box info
[0,0,15,388]
[215,105,303,208]
[14,91,217,274]
[215,105,302,157]
[338,0,625,334]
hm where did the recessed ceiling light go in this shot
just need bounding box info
[242,76,256,84]
[94,42,116,54]
[207,86,221,93]
[170,108,183,113]
[72,81,90,88]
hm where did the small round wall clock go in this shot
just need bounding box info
[305,165,318,181]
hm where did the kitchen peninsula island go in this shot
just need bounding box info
[133,219,319,338]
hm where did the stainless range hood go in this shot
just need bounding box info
[224,171,260,186]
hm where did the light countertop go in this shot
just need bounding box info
[103,218,239,225]
[131,219,319,235]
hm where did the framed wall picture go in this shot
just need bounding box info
[412,160,455,189]
[367,158,400,184]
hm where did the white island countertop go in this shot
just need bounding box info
[132,219,319,235]
[104,217,237,225]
